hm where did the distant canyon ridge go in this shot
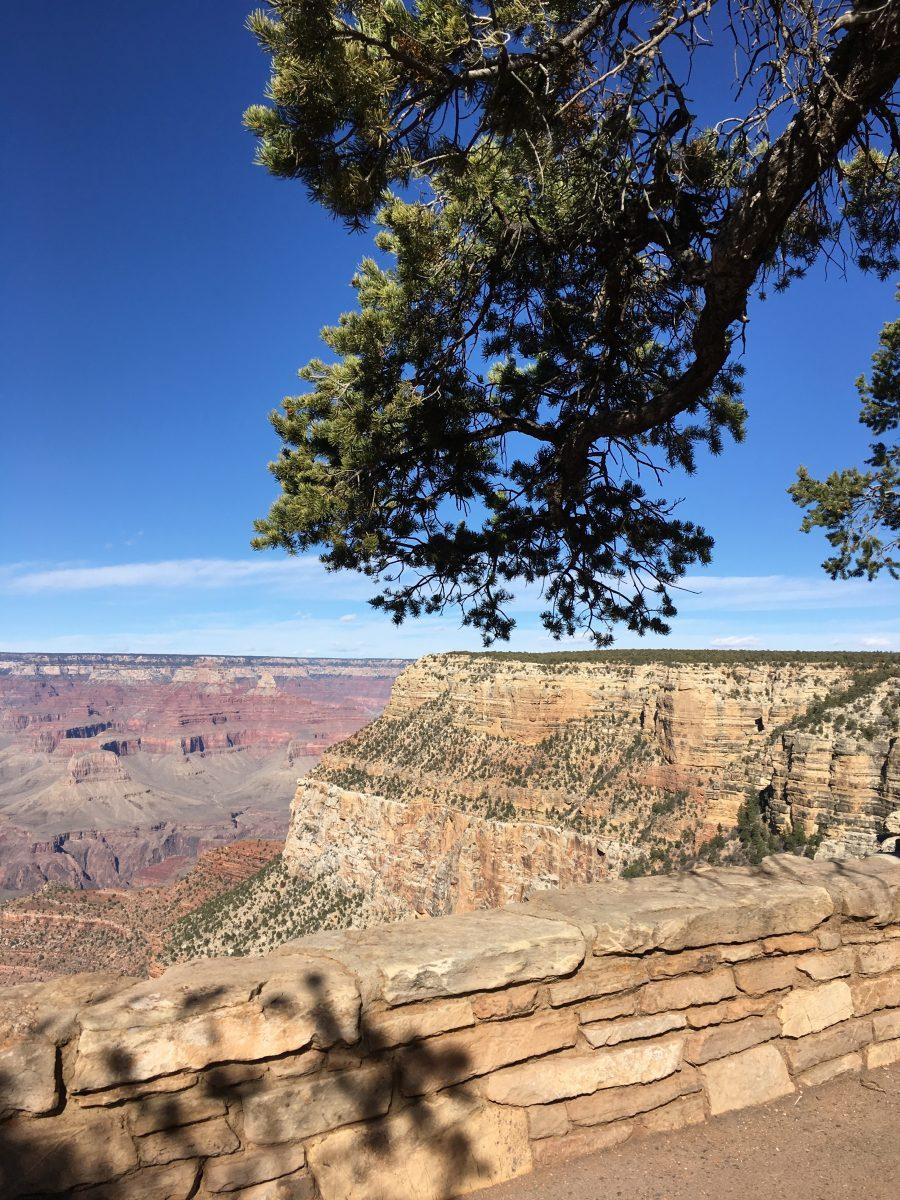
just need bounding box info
[0,652,406,893]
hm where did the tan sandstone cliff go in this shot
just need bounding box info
[766,677,900,858]
[280,652,899,932]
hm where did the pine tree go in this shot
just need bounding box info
[245,1,900,644]
[792,299,899,580]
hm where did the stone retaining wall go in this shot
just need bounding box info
[3,855,900,1200]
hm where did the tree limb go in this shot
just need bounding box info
[594,2,900,441]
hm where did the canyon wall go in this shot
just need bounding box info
[768,724,900,859]
[3,856,900,1200]
[0,653,405,890]
[281,653,899,930]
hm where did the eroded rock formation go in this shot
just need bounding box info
[0,652,405,889]
[767,706,899,859]
[284,653,900,929]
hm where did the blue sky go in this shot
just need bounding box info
[1,1,897,657]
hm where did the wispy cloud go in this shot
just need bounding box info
[3,559,895,614]
[1,558,897,657]
[1,556,371,598]
[677,573,896,611]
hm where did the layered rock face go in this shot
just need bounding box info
[2,856,900,1200]
[286,653,899,928]
[766,674,900,857]
[380,653,857,823]
[285,781,608,927]
[0,652,405,890]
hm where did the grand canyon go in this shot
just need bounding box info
[3,647,900,1200]
[3,649,898,983]
[0,651,405,890]
[258,650,899,947]
[0,652,405,981]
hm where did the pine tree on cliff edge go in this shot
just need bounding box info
[245,0,900,645]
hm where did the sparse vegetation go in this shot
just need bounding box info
[769,663,900,740]
[450,650,900,668]
[163,857,367,963]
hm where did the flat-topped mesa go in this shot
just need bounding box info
[2,856,900,1200]
[279,653,900,933]
[0,651,410,681]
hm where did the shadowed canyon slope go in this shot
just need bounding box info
[266,651,898,948]
[0,653,405,892]
[0,839,282,985]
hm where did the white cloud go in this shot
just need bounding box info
[1,558,898,657]
[0,563,36,585]
[2,559,894,617]
[0,556,372,599]
[677,574,896,612]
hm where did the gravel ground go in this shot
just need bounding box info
[476,1063,900,1200]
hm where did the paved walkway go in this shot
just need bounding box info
[476,1063,900,1200]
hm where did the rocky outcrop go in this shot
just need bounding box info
[766,673,900,855]
[67,750,130,784]
[0,811,289,893]
[2,857,899,1199]
[284,781,613,922]
[286,653,899,929]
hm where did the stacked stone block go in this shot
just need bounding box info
[2,855,900,1199]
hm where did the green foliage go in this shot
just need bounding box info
[650,789,689,818]
[450,649,900,668]
[792,298,900,580]
[734,792,822,866]
[247,1,900,645]
[621,860,649,880]
[696,829,729,867]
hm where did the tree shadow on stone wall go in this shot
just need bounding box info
[0,968,484,1200]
